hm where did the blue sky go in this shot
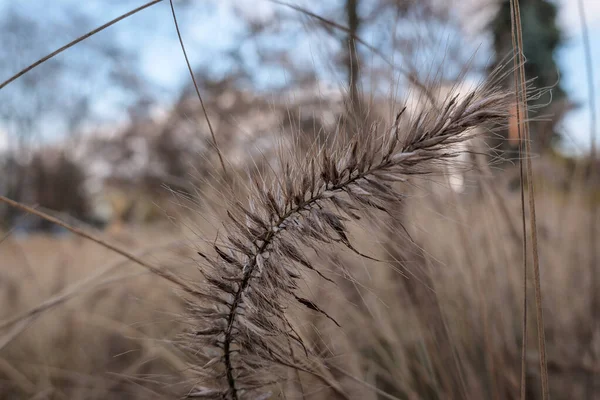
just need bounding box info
[0,0,598,154]
[555,0,600,153]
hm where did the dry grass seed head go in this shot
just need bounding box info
[184,80,512,399]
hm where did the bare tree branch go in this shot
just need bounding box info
[0,0,163,90]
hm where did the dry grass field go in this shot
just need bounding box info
[0,158,597,399]
[0,228,191,399]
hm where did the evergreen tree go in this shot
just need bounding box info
[490,0,570,152]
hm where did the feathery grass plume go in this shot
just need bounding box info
[183,78,512,399]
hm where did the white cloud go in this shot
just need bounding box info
[556,0,600,153]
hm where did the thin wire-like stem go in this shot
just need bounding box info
[0,195,197,296]
[329,364,402,400]
[0,0,163,90]
[168,0,230,183]
[577,1,598,397]
[0,241,177,334]
[510,1,549,398]
[0,228,15,246]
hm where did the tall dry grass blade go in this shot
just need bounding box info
[509,1,549,399]
[508,1,529,398]
[328,364,402,400]
[384,224,468,399]
[453,189,499,400]
[0,195,197,296]
[0,318,31,352]
[0,241,179,334]
[1,271,143,351]
[169,0,230,183]
[0,0,163,90]
[577,0,598,397]
[0,228,15,246]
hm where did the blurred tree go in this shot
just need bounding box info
[344,0,362,116]
[0,3,152,228]
[29,150,90,232]
[224,0,481,133]
[489,0,571,152]
[124,0,489,194]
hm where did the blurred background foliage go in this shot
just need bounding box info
[1,0,595,230]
